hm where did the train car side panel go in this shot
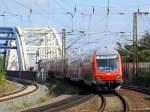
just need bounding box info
[81,54,94,85]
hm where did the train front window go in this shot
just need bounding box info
[96,55,118,72]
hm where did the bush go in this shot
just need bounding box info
[133,71,150,87]
[0,57,6,84]
[0,74,6,84]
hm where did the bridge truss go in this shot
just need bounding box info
[0,27,62,71]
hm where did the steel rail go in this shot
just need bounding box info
[98,93,106,112]
[0,78,39,102]
[114,91,129,112]
[22,93,95,112]
[0,85,26,98]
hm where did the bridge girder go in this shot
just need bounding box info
[0,27,62,71]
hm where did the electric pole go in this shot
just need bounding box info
[133,11,138,78]
[62,29,66,74]
[133,10,149,78]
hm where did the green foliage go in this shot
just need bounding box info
[36,96,46,103]
[0,57,6,84]
[47,77,78,97]
[133,71,150,87]
[121,32,150,62]
[15,102,32,110]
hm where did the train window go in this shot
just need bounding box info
[96,57,118,72]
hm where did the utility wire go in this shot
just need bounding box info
[59,0,150,9]
[66,36,84,49]
[55,0,68,12]
[1,0,24,25]
[13,0,70,28]
[14,0,29,9]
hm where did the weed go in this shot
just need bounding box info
[15,102,32,110]
[36,96,46,104]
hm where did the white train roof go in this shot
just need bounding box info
[96,48,118,55]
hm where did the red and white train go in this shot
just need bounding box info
[37,50,123,90]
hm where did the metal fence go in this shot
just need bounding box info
[122,62,150,81]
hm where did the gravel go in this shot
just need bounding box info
[63,95,101,112]
[104,94,124,112]
[119,88,150,111]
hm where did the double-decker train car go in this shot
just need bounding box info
[38,50,123,90]
[66,51,122,90]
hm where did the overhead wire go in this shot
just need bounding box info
[0,0,23,25]
[2,0,150,51]
[58,1,150,51]
[80,7,95,44]
[0,0,7,26]
[139,15,150,32]
[59,0,150,9]
[13,0,71,28]
[13,0,29,9]
[55,0,68,12]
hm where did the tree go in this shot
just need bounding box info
[121,32,150,62]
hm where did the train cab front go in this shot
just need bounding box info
[93,54,123,90]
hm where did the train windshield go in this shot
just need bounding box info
[96,55,118,72]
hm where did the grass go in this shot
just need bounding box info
[14,77,78,111]
[0,57,6,84]
[15,102,32,110]
[36,96,47,104]
[0,58,8,94]
[0,80,17,96]
[0,74,6,84]
[46,77,78,97]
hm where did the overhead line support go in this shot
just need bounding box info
[133,10,149,78]
[62,29,66,74]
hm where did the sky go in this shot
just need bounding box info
[0,0,150,54]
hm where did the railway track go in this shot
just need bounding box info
[98,93,106,112]
[0,79,39,102]
[0,82,26,98]
[22,88,128,112]
[120,86,150,111]
[22,93,94,112]
[4,76,129,112]
[4,78,129,112]
[114,92,129,112]
[21,82,109,112]
[102,91,129,112]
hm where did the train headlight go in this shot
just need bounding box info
[116,75,120,80]
[97,77,102,81]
